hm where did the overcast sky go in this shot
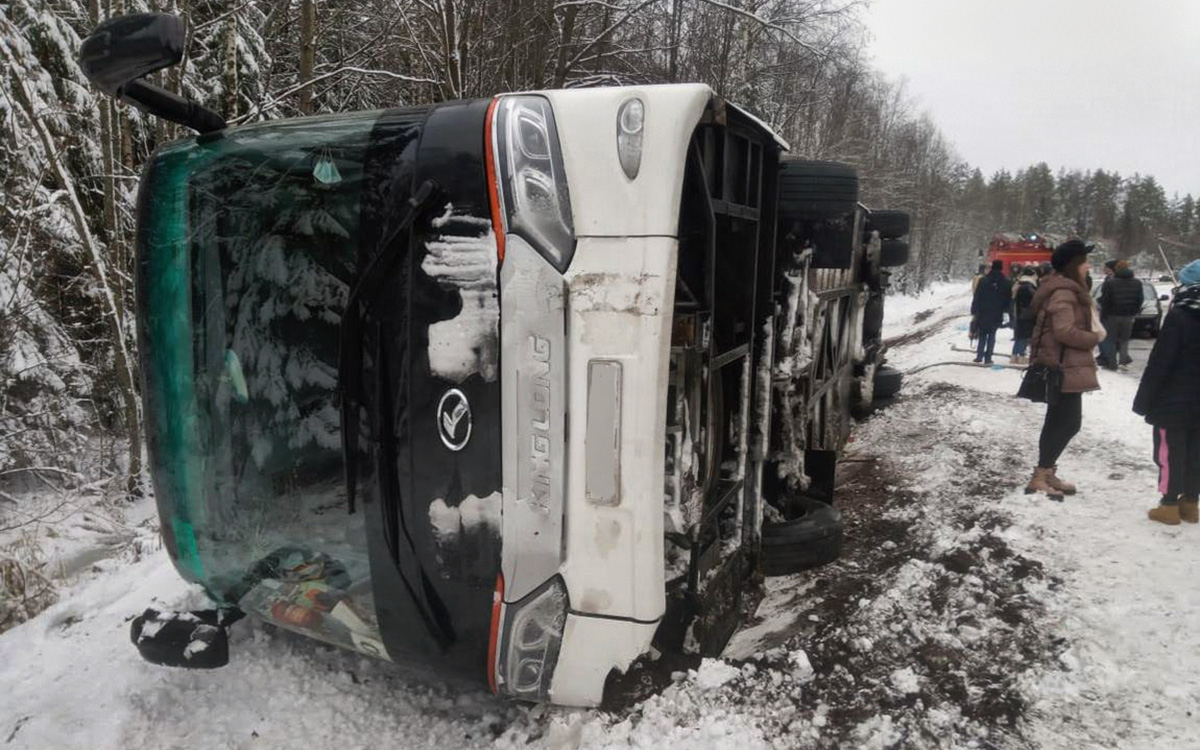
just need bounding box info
[866,0,1200,197]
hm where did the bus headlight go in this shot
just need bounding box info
[493,96,576,272]
[499,576,568,701]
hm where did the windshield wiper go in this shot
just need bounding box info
[339,179,440,514]
[338,179,455,651]
[374,322,455,649]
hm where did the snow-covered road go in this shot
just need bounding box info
[2,283,1196,749]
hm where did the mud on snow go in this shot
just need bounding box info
[542,376,1067,749]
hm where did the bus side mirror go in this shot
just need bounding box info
[79,13,183,95]
[79,13,226,134]
[130,607,244,669]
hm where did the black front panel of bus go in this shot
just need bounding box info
[356,98,501,685]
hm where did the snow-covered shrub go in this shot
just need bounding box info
[0,243,93,483]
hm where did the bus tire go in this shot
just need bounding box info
[880,239,909,268]
[873,365,903,399]
[866,209,910,240]
[778,159,859,218]
[761,497,844,576]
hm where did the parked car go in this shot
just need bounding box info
[1135,281,1169,336]
[1092,278,1164,337]
[81,13,910,707]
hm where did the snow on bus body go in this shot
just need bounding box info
[423,204,500,384]
[493,84,769,706]
[419,203,504,571]
[428,492,502,545]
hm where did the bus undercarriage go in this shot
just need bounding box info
[653,105,910,663]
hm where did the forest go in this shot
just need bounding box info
[0,0,1196,578]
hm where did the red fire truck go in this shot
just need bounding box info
[985,233,1059,275]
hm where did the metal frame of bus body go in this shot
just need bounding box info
[654,103,784,657]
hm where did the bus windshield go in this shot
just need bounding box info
[136,110,423,655]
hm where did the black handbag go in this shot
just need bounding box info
[1017,312,1065,404]
[1017,362,1063,404]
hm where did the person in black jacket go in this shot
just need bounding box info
[1010,266,1038,364]
[970,260,1012,364]
[1135,259,1200,525]
[1096,260,1118,367]
[1098,260,1145,370]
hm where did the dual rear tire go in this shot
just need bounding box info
[778,160,859,270]
[761,497,844,576]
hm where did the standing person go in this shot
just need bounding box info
[970,260,1012,364]
[1096,259,1118,367]
[1025,240,1105,499]
[969,264,986,344]
[1134,259,1200,525]
[1098,260,1144,369]
[1011,266,1038,364]
[1008,263,1024,329]
[971,264,987,291]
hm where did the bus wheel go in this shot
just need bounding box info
[778,160,859,269]
[760,497,844,576]
[880,239,909,268]
[865,209,911,239]
[777,160,859,216]
[873,365,903,400]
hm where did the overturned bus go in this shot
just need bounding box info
[82,14,909,707]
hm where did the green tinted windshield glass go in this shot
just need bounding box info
[138,111,419,655]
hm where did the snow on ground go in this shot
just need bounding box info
[880,282,968,343]
[2,282,1197,749]
[879,282,1199,749]
[1,485,160,631]
[0,544,778,748]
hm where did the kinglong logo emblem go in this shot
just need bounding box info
[528,335,552,513]
[437,388,472,451]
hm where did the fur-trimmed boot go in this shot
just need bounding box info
[1180,497,1199,524]
[1025,468,1063,500]
[1148,503,1182,525]
[1046,466,1077,496]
